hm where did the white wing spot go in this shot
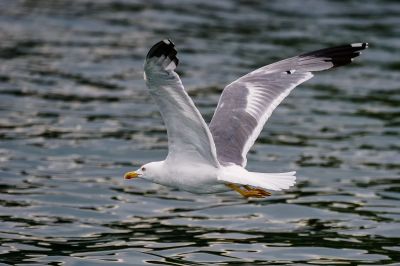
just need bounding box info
[163,39,170,44]
[286,69,296,74]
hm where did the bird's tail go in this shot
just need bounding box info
[246,171,296,191]
[218,166,296,191]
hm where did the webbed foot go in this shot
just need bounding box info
[226,183,271,198]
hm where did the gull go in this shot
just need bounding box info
[124,39,368,198]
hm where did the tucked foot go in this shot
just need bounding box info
[226,183,271,198]
[243,185,271,197]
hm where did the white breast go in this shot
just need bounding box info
[153,161,226,193]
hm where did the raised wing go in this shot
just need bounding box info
[209,43,368,167]
[144,39,219,167]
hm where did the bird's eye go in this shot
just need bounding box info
[141,167,146,171]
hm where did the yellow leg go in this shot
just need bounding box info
[226,183,271,198]
[243,185,271,196]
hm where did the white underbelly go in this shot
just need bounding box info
[154,163,228,194]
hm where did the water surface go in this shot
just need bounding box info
[0,0,399,265]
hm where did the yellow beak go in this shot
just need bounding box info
[124,171,139,179]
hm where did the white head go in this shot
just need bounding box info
[124,161,163,181]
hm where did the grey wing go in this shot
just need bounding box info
[209,43,368,166]
[144,40,219,167]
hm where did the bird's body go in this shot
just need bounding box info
[124,39,368,198]
[130,160,295,195]
[143,161,224,193]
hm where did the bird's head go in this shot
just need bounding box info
[124,161,163,181]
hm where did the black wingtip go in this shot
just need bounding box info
[146,39,179,66]
[300,42,368,68]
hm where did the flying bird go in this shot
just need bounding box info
[124,39,368,198]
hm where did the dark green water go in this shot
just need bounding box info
[0,0,399,265]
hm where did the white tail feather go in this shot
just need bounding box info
[218,166,296,191]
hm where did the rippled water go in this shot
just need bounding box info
[0,0,399,265]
